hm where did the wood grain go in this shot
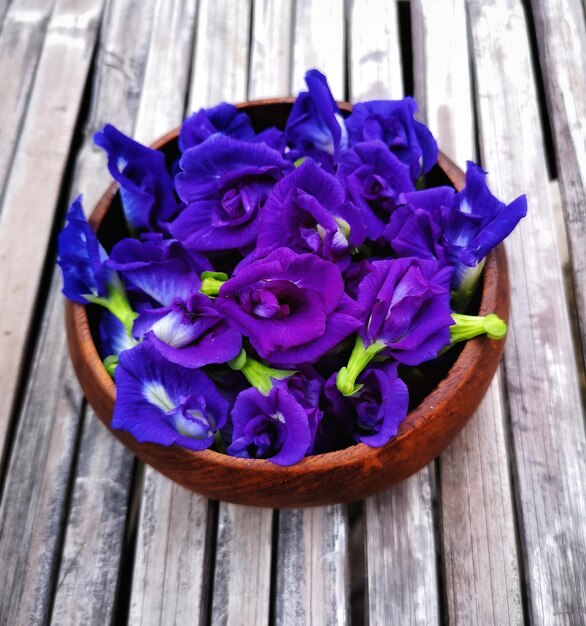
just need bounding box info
[0,0,56,200]
[365,470,439,625]
[0,0,104,469]
[348,11,441,624]
[275,507,350,626]
[129,471,211,626]
[126,2,215,623]
[211,504,273,626]
[529,0,586,370]
[411,2,523,623]
[468,1,586,622]
[0,276,84,626]
[291,0,345,101]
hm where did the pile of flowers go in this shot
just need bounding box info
[58,69,526,466]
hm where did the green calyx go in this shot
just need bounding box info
[200,271,229,297]
[85,277,137,336]
[450,260,486,312]
[228,348,295,395]
[336,336,386,397]
[294,157,308,168]
[103,354,118,377]
[450,312,507,344]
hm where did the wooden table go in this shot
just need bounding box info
[1,0,585,624]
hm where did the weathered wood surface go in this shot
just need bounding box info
[291,0,345,100]
[365,470,439,625]
[211,504,273,626]
[468,1,586,623]
[0,275,84,626]
[0,0,104,472]
[411,2,523,624]
[276,507,350,626]
[0,0,56,198]
[529,0,586,371]
[349,6,441,625]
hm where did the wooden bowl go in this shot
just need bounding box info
[65,99,509,508]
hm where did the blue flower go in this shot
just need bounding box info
[57,196,113,304]
[112,342,229,450]
[345,98,437,179]
[94,125,179,231]
[171,135,292,252]
[227,386,312,465]
[284,69,347,168]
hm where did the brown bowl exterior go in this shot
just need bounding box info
[65,99,509,508]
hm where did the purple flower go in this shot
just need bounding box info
[337,141,414,239]
[133,292,242,368]
[99,311,137,357]
[94,125,179,231]
[257,159,366,267]
[179,103,256,151]
[399,162,527,293]
[107,237,210,306]
[112,342,229,450]
[227,386,312,465]
[171,135,292,252]
[57,196,113,304]
[383,203,446,263]
[357,258,453,366]
[345,99,437,178]
[216,247,362,364]
[284,69,347,168]
[325,363,409,446]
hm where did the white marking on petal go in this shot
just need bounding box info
[143,381,174,412]
[174,409,213,439]
[152,310,195,348]
[459,198,472,214]
[272,411,286,423]
[336,113,348,150]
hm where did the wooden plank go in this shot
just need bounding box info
[410,0,474,167]
[0,0,56,198]
[467,1,586,623]
[187,5,275,625]
[365,471,439,625]
[0,275,84,626]
[348,7,440,625]
[125,3,216,624]
[49,413,135,626]
[211,504,273,626]
[411,3,523,624]
[249,0,293,98]
[0,0,104,469]
[188,0,251,111]
[129,472,211,626]
[529,0,586,373]
[275,507,350,626]
[347,0,403,102]
[291,0,345,100]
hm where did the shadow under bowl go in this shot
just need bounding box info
[65,98,509,508]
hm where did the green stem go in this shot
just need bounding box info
[85,277,137,336]
[450,312,507,344]
[336,336,386,396]
[228,349,295,395]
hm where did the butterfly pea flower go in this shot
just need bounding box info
[227,386,313,465]
[58,197,137,333]
[112,342,229,451]
[257,159,366,269]
[383,203,446,263]
[284,69,348,169]
[345,98,438,179]
[132,292,242,368]
[107,237,211,307]
[179,102,284,152]
[171,135,292,252]
[400,162,527,308]
[325,363,409,447]
[337,140,414,239]
[215,247,363,365]
[94,125,179,232]
[337,257,453,396]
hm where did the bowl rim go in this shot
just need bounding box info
[65,97,509,486]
